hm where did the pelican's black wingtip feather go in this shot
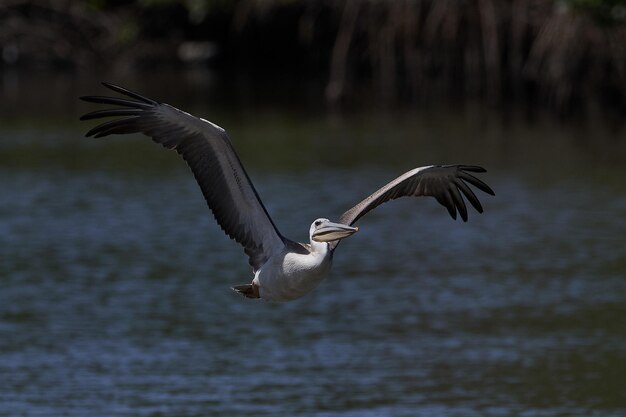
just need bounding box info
[460,165,487,173]
[454,178,484,213]
[84,116,141,138]
[80,95,153,110]
[80,108,143,121]
[479,181,496,196]
[459,207,468,222]
[84,126,100,138]
[101,82,157,105]
[459,171,495,196]
[459,165,495,196]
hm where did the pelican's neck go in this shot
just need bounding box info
[309,238,329,256]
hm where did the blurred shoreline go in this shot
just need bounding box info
[0,0,625,124]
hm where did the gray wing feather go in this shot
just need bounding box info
[81,83,285,271]
[332,165,495,249]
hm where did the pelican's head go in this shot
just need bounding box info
[310,218,359,243]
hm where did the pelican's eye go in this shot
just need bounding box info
[314,220,322,227]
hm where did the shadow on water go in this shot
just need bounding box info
[1,71,625,416]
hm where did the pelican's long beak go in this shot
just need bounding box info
[312,221,359,242]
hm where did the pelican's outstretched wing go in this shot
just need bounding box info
[337,164,495,228]
[80,83,285,271]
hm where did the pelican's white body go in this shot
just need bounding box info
[253,240,332,302]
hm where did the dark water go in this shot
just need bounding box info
[1,74,626,416]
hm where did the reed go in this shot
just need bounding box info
[234,0,625,114]
[1,0,624,116]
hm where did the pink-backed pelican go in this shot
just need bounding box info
[80,83,494,302]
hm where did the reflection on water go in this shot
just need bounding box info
[1,75,625,417]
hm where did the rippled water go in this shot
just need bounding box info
[1,75,625,416]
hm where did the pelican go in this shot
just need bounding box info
[80,83,494,302]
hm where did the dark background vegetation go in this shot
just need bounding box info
[1,0,625,123]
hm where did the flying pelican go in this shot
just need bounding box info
[80,83,494,302]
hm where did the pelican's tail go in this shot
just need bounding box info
[231,284,260,299]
